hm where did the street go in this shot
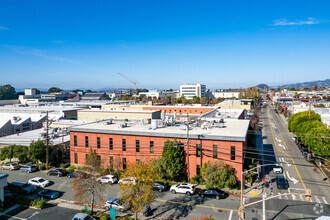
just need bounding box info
[243,103,330,219]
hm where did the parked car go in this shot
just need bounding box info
[104,198,129,212]
[304,152,315,162]
[276,176,289,190]
[97,174,117,184]
[118,177,136,185]
[20,165,38,173]
[38,189,60,199]
[72,213,96,220]
[7,181,36,194]
[199,189,224,200]
[273,163,283,174]
[170,183,195,195]
[28,177,50,188]
[153,182,168,192]
[47,169,67,177]
[2,163,20,170]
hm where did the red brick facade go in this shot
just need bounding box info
[70,131,245,181]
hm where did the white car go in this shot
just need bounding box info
[28,177,50,188]
[170,183,195,195]
[273,163,283,174]
[97,174,117,184]
[118,177,136,185]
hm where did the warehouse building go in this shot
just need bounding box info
[70,118,250,181]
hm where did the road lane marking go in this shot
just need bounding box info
[154,199,237,212]
[292,194,296,200]
[315,196,321,204]
[322,197,328,204]
[228,210,233,220]
[282,157,292,167]
[286,171,298,185]
[3,214,26,220]
[243,197,246,205]
[278,193,282,199]
[278,144,286,150]
[275,138,282,142]
[299,194,304,201]
[267,109,307,190]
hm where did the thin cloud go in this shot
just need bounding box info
[0,26,8,30]
[1,45,80,64]
[272,17,320,26]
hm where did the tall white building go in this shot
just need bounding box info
[180,84,206,99]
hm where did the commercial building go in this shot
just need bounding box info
[70,119,250,181]
[211,92,240,99]
[180,84,206,99]
[81,93,110,101]
[139,90,177,99]
[77,109,161,121]
[216,99,254,110]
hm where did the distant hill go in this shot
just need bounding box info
[255,84,269,90]
[276,79,330,89]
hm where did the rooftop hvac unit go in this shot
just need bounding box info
[107,119,113,125]
[151,119,158,129]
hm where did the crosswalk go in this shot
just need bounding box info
[265,192,329,204]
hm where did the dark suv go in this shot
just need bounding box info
[47,169,67,177]
[7,181,36,194]
[153,182,168,192]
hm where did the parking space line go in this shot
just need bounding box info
[299,194,304,201]
[322,197,328,204]
[228,210,233,220]
[154,199,237,212]
[3,214,26,220]
[292,195,296,200]
[315,196,321,204]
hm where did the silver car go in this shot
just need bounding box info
[104,198,129,212]
[2,163,20,170]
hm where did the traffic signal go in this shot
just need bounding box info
[305,189,311,201]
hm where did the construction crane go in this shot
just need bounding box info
[117,72,137,95]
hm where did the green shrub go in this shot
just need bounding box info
[100,215,109,220]
[206,182,214,189]
[38,164,46,170]
[190,175,203,184]
[76,166,82,170]
[30,200,37,207]
[68,165,76,169]
[67,167,75,173]
[96,167,107,174]
[36,199,46,209]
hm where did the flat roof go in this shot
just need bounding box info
[77,109,159,113]
[70,119,250,141]
[0,128,70,146]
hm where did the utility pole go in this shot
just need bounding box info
[239,171,245,219]
[186,113,190,181]
[46,111,49,170]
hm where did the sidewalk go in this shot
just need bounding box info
[244,182,263,198]
[48,198,148,219]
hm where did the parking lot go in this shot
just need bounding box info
[1,168,241,219]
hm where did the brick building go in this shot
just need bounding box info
[70,119,250,181]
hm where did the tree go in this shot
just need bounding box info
[27,140,46,164]
[192,96,201,104]
[12,145,29,162]
[48,87,62,93]
[72,148,104,213]
[288,111,320,133]
[141,96,147,103]
[119,160,156,220]
[0,84,17,100]
[200,97,209,105]
[201,160,237,189]
[0,145,15,162]
[170,97,177,105]
[153,139,184,181]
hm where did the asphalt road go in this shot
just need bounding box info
[1,205,78,220]
[244,103,330,219]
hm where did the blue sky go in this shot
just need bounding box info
[0,0,329,90]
